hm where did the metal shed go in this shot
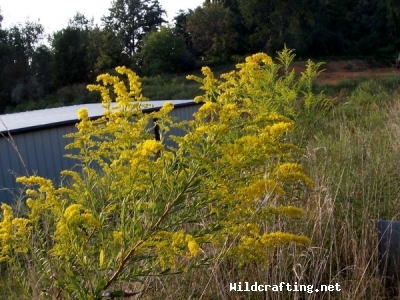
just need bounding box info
[0,100,201,204]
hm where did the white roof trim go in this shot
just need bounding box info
[0,100,195,134]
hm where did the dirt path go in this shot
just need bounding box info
[291,60,400,85]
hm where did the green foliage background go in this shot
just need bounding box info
[1,0,400,113]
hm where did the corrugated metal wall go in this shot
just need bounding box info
[0,103,201,204]
[0,124,78,204]
[163,103,202,149]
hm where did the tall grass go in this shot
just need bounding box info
[141,73,201,100]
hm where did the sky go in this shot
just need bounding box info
[0,0,204,34]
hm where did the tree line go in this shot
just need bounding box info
[0,0,399,113]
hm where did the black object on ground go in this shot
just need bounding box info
[378,219,400,296]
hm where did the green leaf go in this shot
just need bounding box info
[95,278,107,296]
[159,267,171,274]
[172,194,186,206]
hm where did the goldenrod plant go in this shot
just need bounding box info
[188,46,329,120]
[0,51,316,299]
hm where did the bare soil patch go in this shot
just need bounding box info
[291,60,400,85]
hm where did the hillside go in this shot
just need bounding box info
[292,59,398,85]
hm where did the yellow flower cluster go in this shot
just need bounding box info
[64,204,99,227]
[260,231,310,247]
[186,235,200,257]
[140,140,164,157]
[268,121,293,137]
[272,162,314,185]
[183,50,315,265]
[77,107,88,120]
[17,176,67,218]
[0,204,31,262]
[159,101,174,115]
[116,66,144,100]
[51,204,100,258]
[0,204,13,262]
[244,52,273,66]
[171,231,201,257]
[171,230,186,248]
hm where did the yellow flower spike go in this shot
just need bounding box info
[25,198,34,208]
[246,53,273,66]
[194,96,204,103]
[0,204,30,260]
[273,163,313,185]
[198,102,219,117]
[64,204,82,221]
[115,66,127,74]
[96,73,120,86]
[276,206,305,217]
[77,108,88,120]
[11,218,31,253]
[267,121,294,137]
[81,213,100,228]
[163,151,174,162]
[25,189,38,196]
[171,230,186,249]
[186,235,200,257]
[114,81,129,104]
[139,140,163,157]
[260,232,310,247]
[159,101,174,115]
[115,66,147,101]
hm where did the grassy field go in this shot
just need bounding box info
[1,72,400,299]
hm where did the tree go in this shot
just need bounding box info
[68,12,95,31]
[186,3,239,61]
[237,0,316,55]
[0,21,44,110]
[68,13,101,79]
[237,0,270,52]
[173,10,194,54]
[90,26,130,74]
[388,0,400,50]
[52,27,89,88]
[30,45,54,95]
[0,6,3,28]
[102,0,166,56]
[0,28,12,111]
[140,26,194,74]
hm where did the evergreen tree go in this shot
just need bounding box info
[52,27,89,88]
[0,21,44,110]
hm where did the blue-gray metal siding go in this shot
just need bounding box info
[163,103,202,149]
[0,103,201,204]
[0,124,77,204]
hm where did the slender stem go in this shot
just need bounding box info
[103,239,144,290]
[102,171,198,291]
